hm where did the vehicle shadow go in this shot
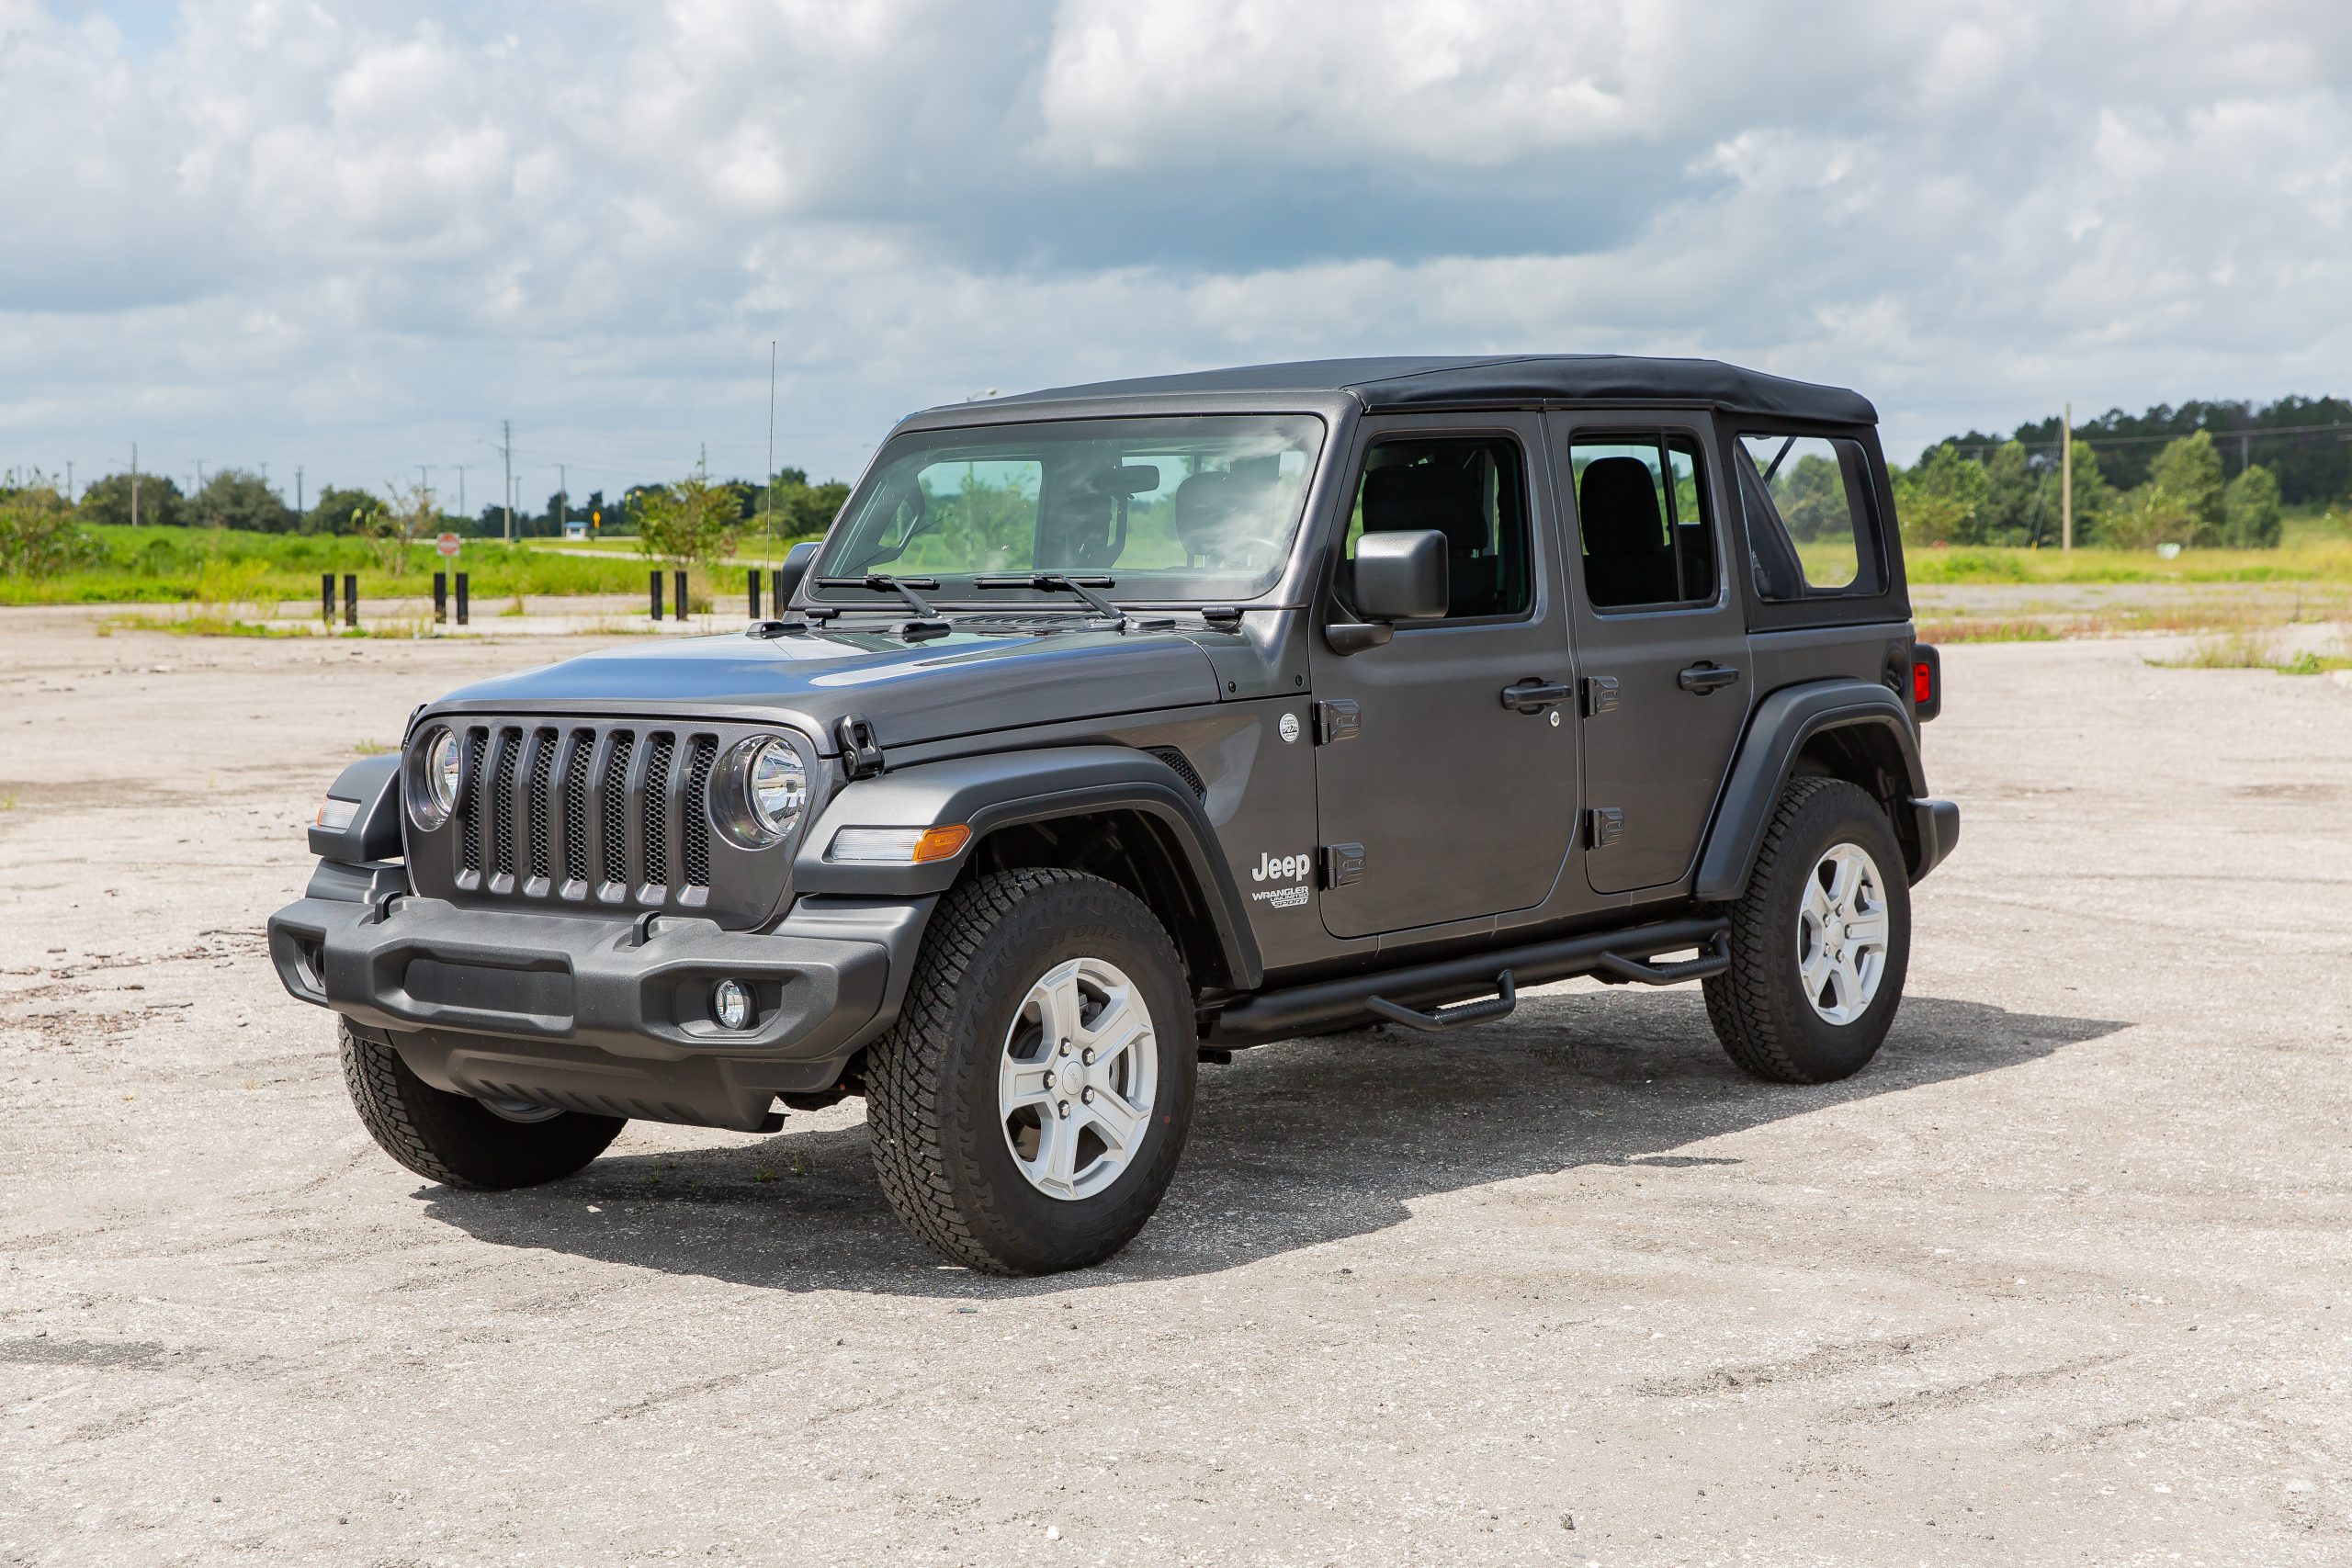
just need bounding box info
[419,989,2126,1294]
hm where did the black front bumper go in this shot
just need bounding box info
[267,893,911,1130]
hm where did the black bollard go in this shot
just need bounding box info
[650,570,662,621]
[321,573,334,623]
[433,571,447,624]
[342,573,357,629]
[673,570,688,620]
[455,572,469,626]
[748,571,762,620]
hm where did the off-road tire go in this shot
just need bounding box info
[337,1021,626,1189]
[865,868,1196,1276]
[1703,776,1911,1084]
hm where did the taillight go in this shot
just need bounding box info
[1912,642,1942,722]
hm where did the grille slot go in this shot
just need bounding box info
[458,728,488,874]
[560,730,592,886]
[641,733,675,888]
[526,728,556,881]
[489,728,521,877]
[681,737,717,887]
[601,731,635,886]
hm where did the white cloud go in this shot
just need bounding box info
[2,0,2350,498]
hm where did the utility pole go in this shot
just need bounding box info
[558,462,567,532]
[196,459,207,491]
[295,465,304,516]
[2061,402,2074,553]
[130,442,140,527]
[454,464,466,518]
[698,442,707,482]
[64,460,72,501]
[501,420,514,544]
[416,464,434,501]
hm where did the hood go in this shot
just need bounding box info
[424,621,1225,753]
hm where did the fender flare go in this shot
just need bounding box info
[792,745,1264,990]
[1693,680,1928,901]
[308,752,403,864]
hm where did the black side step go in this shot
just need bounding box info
[1206,914,1728,1047]
[1593,931,1731,986]
[1368,970,1517,1033]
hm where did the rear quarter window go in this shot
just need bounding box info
[1736,434,1884,601]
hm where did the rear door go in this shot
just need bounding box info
[1306,412,1579,938]
[1555,412,1753,895]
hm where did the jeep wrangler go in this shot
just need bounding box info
[269,355,1957,1275]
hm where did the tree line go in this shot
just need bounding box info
[1895,394,2348,550]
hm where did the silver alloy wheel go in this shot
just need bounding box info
[998,955,1159,1201]
[1796,841,1891,1026]
[481,1095,566,1124]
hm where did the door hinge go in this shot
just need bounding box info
[1313,698,1361,745]
[1586,807,1623,849]
[836,714,886,780]
[1320,842,1367,888]
[1582,675,1620,716]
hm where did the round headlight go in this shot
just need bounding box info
[716,736,808,848]
[408,726,463,830]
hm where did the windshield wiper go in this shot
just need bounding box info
[973,574,1125,626]
[810,574,951,640]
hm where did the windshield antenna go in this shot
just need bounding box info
[763,339,777,574]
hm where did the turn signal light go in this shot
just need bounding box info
[1913,661,1934,705]
[825,823,973,864]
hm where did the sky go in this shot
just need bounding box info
[4,0,2349,508]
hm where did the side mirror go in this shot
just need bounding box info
[775,539,820,607]
[1328,530,1448,654]
[1355,529,1449,621]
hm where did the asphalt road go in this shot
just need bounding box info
[2,620,2347,1565]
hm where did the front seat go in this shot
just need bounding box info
[1361,461,1491,615]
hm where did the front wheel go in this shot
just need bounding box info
[865,868,1196,1275]
[337,1021,626,1189]
[1703,776,1912,1084]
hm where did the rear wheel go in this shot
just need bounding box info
[1704,776,1911,1084]
[865,868,1195,1275]
[337,1021,626,1189]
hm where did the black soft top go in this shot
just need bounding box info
[972,355,1874,425]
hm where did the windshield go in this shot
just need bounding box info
[810,414,1324,604]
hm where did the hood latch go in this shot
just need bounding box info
[837,714,886,780]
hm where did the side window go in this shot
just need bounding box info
[1342,435,1532,620]
[1736,434,1881,598]
[1567,433,1718,611]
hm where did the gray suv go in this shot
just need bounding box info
[269,355,1958,1275]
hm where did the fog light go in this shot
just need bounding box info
[712,978,752,1031]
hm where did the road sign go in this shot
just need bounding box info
[435,532,462,558]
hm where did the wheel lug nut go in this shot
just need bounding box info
[1057,1100,1070,1119]
[1080,1048,1094,1066]
[1057,1040,1071,1057]
[1080,1087,1094,1104]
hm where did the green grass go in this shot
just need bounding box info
[1898,538,2352,586]
[0,525,819,606]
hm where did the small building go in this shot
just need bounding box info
[563,519,588,540]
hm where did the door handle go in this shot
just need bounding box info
[1500,679,1574,713]
[1677,662,1741,694]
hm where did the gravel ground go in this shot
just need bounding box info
[2,618,2347,1567]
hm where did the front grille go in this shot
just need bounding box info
[445,720,748,909]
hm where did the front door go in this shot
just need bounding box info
[1306,412,1579,940]
[1555,412,1753,895]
